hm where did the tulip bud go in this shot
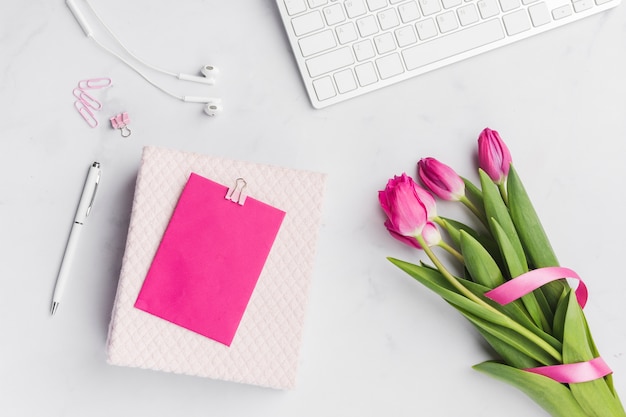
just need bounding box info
[421,222,442,247]
[418,157,465,201]
[385,221,441,249]
[478,128,512,184]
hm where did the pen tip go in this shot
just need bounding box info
[51,302,59,316]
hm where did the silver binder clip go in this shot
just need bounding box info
[225,178,247,205]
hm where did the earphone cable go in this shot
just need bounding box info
[89,36,185,102]
[84,0,178,78]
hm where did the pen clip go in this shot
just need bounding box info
[85,170,100,218]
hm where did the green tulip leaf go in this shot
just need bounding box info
[460,309,558,365]
[460,230,504,288]
[507,165,567,310]
[490,219,551,332]
[389,258,509,327]
[479,169,525,266]
[461,279,561,353]
[442,217,500,262]
[507,164,558,267]
[552,289,569,343]
[473,325,540,369]
[473,361,589,417]
[561,291,626,416]
[388,258,561,363]
[462,176,484,208]
[462,176,488,226]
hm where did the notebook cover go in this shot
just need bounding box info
[105,146,326,389]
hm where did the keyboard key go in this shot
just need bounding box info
[336,22,359,44]
[552,4,572,19]
[418,0,442,16]
[395,25,418,47]
[308,0,329,8]
[402,19,504,70]
[436,11,459,33]
[499,0,521,12]
[374,32,397,53]
[528,2,550,26]
[354,39,376,60]
[415,18,438,39]
[367,0,389,11]
[312,76,336,100]
[378,8,400,30]
[292,11,325,36]
[376,53,405,79]
[284,0,307,15]
[299,30,337,57]
[355,62,379,86]
[457,4,479,26]
[334,69,358,93]
[398,1,421,22]
[306,46,355,77]
[344,0,368,17]
[573,0,594,12]
[357,15,380,36]
[323,3,347,25]
[477,0,500,18]
[502,9,531,35]
[442,0,463,8]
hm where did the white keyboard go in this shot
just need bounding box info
[275,0,620,108]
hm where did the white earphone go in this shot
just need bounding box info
[66,0,221,116]
[178,65,219,85]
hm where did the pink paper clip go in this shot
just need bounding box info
[110,112,131,137]
[78,77,112,90]
[74,100,98,128]
[73,88,102,111]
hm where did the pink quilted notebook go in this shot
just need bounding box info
[105,146,326,389]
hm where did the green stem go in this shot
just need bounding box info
[433,216,446,228]
[498,181,509,206]
[438,241,464,264]
[416,235,562,363]
[459,195,488,227]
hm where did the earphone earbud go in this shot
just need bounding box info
[201,64,219,78]
[177,64,219,85]
[182,96,222,116]
[203,101,223,117]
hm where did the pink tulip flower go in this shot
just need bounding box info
[478,128,512,184]
[379,173,432,239]
[417,157,465,201]
[415,180,437,219]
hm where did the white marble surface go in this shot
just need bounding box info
[1,1,626,416]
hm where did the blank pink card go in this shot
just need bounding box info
[134,173,286,346]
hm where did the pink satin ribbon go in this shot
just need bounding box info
[525,357,612,383]
[484,267,588,308]
[483,267,611,383]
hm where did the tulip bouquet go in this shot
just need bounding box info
[378,128,625,417]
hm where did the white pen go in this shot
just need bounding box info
[51,161,101,316]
